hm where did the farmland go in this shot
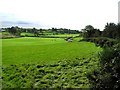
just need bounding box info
[2,37,101,65]
[2,36,102,88]
[1,19,120,88]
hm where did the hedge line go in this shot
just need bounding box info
[80,37,118,48]
[82,37,120,89]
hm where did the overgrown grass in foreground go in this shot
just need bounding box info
[2,57,100,88]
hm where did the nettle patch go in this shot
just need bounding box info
[2,57,99,88]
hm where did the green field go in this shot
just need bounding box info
[2,37,101,65]
[21,32,34,37]
[2,37,102,88]
[20,32,80,38]
[46,34,80,38]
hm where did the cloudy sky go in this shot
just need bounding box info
[0,0,119,30]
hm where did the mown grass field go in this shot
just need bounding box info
[2,37,101,65]
[2,36,102,88]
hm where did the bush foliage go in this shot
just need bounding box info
[87,43,120,89]
[81,37,118,48]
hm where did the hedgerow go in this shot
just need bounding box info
[87,43,120,89]
[81,37,118,48]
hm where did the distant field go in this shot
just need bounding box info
[2,37,101,65]
[20,32,80,38]
[47,34,80,37]
[21,32,34,37]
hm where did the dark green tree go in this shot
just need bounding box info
[102,23,117,38]
[82,25,100,38]
[7,26,21,36]
[33,28,39,37]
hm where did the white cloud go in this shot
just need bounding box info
[0,0,119,30]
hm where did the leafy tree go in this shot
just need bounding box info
[116,23,120,38]
[82,25,100,38]
[102,23,117,38]
[39,29,43,35]
[7,26,21,36]
[33,28,39,37]
[51,28,58,34]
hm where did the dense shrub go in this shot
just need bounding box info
[81,37,118,48]
[87,43,120,89]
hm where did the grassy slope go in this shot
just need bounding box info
[2,37,101,65]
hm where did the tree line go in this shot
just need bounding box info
[81,22,120,39]
[82,23,120,89]
[2,26,80,37]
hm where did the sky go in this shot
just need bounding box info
[0,0,119,30]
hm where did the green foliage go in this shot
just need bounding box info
[82,23,120,39]
[2,57,100,88]
[6,26,21,36]
[81,25,101,38]
[87,43,120,89]
[82,37,118,48]
[2,26,80,38]
[102,23,119,39]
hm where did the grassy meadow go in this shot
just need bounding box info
[2,37,101,65]
[2,35,102,88]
